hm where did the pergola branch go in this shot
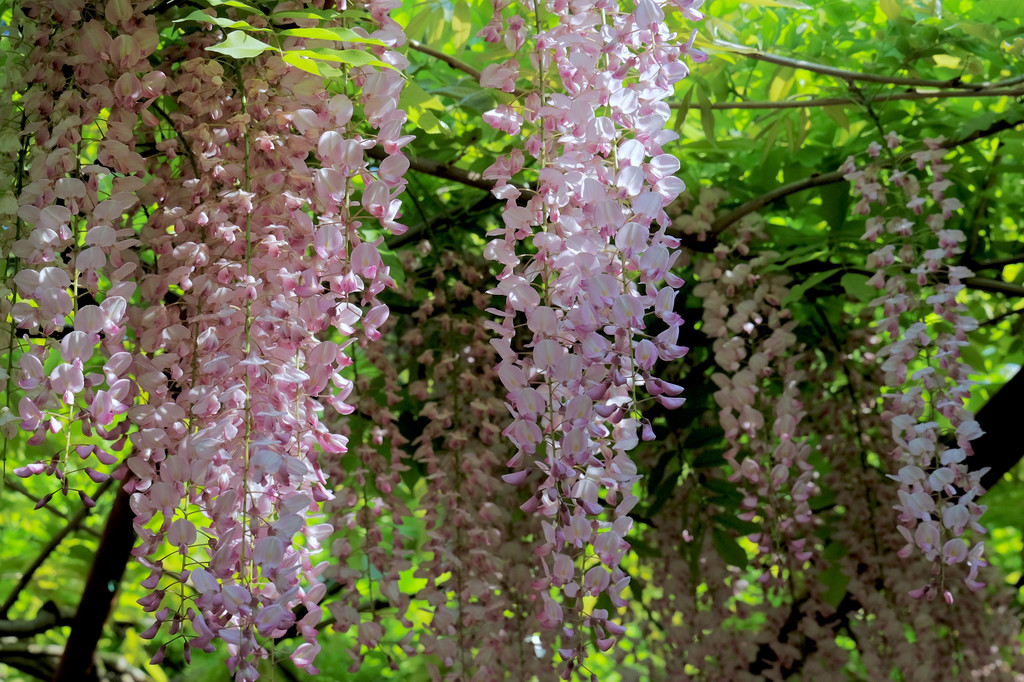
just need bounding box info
[972,254,1024,271]
[0,642,149,682]
[408,40,482,83]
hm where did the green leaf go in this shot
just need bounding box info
[840,272,876,302]
[173,10,268,31]
[289,47,393,69]
[745,0,810,8]
[691,449,726,469]
[451,0,472,52]
[207,0,264,14]
[768,66,796,102]
[378,244,405,289]
[697,87,715,144]
[879,0,901,21]
[675,86,694,133]
[819,564,850,608]
[269,9,342,22]
[626,535,663,559]
[645,468,681,518]
[712,527,749,568]
[823,541,849,561]
[701,477,743,506]
[783,268,839,307]
[280,26,385,46]
[822,104,849,132]
[282,51,324,75]
[713,513,761,536]
[206,30,274,59]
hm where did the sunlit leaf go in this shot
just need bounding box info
[280,26,385,46]
[206,30,274,59]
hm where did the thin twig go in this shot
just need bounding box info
[982,306,1024,327]
[408,40,530,98]
[1,475,101,537]
[150,102,200,179]
[710,112,1024,235]
[367,145,530,195]
[408,40,483,82]
[673,87,1024,111]
[719,40,1005,90]
[0,602,71,638]
[972,254,1024,271]
[963,277,1024,298]
[0,478,114,619]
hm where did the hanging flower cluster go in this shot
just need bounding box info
[477,0,704,670]
[678,189,818,582]
[6,0,412,677]
[845,135,987,601]
[628,196,1022,680]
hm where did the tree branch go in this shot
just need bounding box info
[0,642,149,682]
[711,112,1024,235]
[720,40,1006,90]
[709,170,846,235]
[408,40,483,83]
[53,481,136,682]
[677,87,1024,111]
[0,601,70,638]
[962,277,1024,297]
[368,145,530,195]
[974,367,1024,491]
[971,255,1024,271]
[1,475,102,538]
[407,41,530,99]
[0,643,58,681]
[0,478,113,619]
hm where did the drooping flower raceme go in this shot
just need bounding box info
[7,1,412,678]
[478,0,703,670]
[846,135,987,601]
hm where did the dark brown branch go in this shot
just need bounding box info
[368,145,530,195]
[972,255,1024,271]
[0,602,70,638]
[0,478,113,619]
[408,40,482,83]
[711,112,1024,235]
[963,277,1024,298]
[0,642,149,682]
[709,170,846,235]
[974,368,1024,491]
[53,481,136,682]
[0,643,58,681]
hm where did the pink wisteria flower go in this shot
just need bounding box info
[478,0,702,671]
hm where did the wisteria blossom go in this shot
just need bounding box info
[845,135,987,598]
[478,0,703,670]
[7,0,412,677]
